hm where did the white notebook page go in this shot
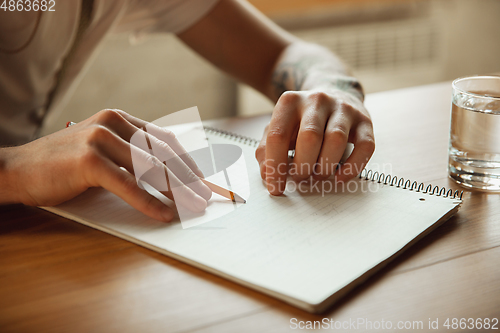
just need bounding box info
[42,130,460,312]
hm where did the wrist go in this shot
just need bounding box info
[301,73,365,102]
[0,147,23,204]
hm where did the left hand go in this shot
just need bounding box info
[255,89,375,195]
[4,109,212,222]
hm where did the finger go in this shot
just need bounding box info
[265,93,300,195]
[128,143,209,213]
[91,154,176,222]
[292,101,330,180]
[255,124,269,180]
[165,166,208,213]
[143,122,206,178]
[336,121,375,182]
[94,111,212,201]
[315,107,353,179]
[256,124,298,181]
[96,109,205,178]
[92,126,209,212]
[136,129,212,201]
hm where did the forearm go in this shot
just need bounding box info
[179,0,373,195]
[268,42,364,102]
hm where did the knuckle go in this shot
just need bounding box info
[155,136,170,150]
[96,109,124,126]
[358,112,372,124]
[159,127,176,140]
[358,138,376,155]
[146,132,161,147]
[325,127,348,146]
[185,169,199,185]
[309,91,331,105]
[337,101,355,112]
[86,125,113,146]
[266,128,288,144]
[165,129,176,140]
[278,91,300,105]
[264,123,270,132]
[121,174,140,194]
[299,127,322,145]
[255,144,265,158]
[152,136,174,157]
[146,154,164,169]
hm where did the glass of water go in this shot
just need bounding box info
[449,75,500,192]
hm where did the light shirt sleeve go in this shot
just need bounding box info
[116,0,220,35]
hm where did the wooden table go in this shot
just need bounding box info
[1,82,499,332]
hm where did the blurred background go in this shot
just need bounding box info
[41,0,500,135]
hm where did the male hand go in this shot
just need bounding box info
[255,90,375,195]
[4,109,211,221]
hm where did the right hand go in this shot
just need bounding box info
[2,109,212,222]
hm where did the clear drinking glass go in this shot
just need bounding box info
[449,75,500,192]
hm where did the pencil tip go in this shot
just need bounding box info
[233,193,247,204]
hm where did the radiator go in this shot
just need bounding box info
[238,1,448,115]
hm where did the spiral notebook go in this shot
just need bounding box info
[42,125,462,313]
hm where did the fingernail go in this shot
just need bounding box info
[195,167,205,178]
[192,195,208,212]
[199,182,212,201]
[266,178,285,196]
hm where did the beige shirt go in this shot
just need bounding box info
[0,0,219,145]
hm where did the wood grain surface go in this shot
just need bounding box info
[1,82,499,332]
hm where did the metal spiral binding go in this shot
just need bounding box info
[203,127,463,200]
[203,126,260,147]
[358,169,463,200]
